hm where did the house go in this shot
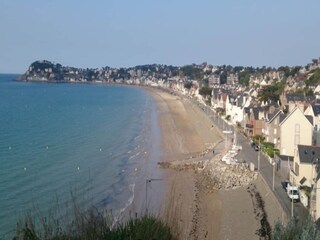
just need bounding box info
[260,79,268,87]
[244,107,265,137]
[211,87,229,110]
[280,93,306,113]
[262,109,285,149]
[290,145,320,219]
[314,85,320,94]
[305,104,320,145]
[208,74,220,86]
[279,107,313,158]
[290,144,320,187]
[226,73,239,85]
[225,93,251,125]
[211,87,223,109]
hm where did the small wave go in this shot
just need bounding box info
[129,151,141,160]
[112,183,135,228]
[134,145,140,150]
[133,135,141,140]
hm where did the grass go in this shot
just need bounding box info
[13,194,173,240]
[14,210,172,240]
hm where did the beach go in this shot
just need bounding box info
[147,87,285,240]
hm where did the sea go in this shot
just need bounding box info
[0,74,163,238]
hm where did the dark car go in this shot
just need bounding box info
[281,180,289,190]
[251,142,256,148]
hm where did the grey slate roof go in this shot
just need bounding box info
[312,105,320,116]
[286,94,305,102]
[306,115,314,125]
[298,145,320,164]
[306,95,316,104]
[267,109,281,122]
[252,107,262,120]
[279,114,287,124]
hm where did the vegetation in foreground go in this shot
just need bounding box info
[14,207,172,240]
[272,217,320,240]
[12,201,320,240]
[13,201,173,240]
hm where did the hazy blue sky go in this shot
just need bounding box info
[1,0,320,73]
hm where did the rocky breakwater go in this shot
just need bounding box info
[158,151,258,190]
[198,157,258,190]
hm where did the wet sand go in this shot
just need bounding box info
[145,87,285,239]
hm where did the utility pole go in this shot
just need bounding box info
[258,138,260,171]
[291,178,294,218]
[272,149,275,191]
[288,155,290,178]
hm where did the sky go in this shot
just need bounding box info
[1,0,320,73]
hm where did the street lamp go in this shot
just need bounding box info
[145,178,162,214]
[310,151,319,218]
[272,149,276,191]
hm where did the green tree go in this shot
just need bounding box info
[184,81,193,89]
[181,65,203,80]
[220,71,227,84]
[306,69,320,87]
[199,87,212,96]
[239,71,250,86]
[278,66,291,78]
[258,83,283,103]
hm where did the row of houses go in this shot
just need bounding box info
[206,85,320,219]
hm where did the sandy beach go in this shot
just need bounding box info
[147,87,285,240]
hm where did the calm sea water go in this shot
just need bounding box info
[0,74,162,238]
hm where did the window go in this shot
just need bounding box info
[274,128,277,134]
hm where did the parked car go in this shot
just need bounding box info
[251,142,256,148]
[254,145,259,151]
[287,183,300,202]
[281,180,289,190]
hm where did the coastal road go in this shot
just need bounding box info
[190,98,309,222]
[234,131,309,222]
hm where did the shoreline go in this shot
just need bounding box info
[146,87,223,238]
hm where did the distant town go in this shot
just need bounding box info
[19,59,320,93]
[19,58,320,221]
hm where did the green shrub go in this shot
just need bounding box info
[272,217,320,240]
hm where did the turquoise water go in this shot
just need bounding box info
[0,74,162,238]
